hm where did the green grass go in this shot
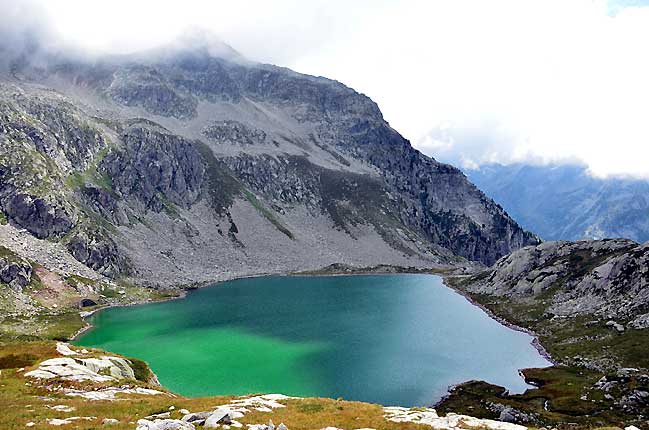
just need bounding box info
[242,189,294,239]
[437,365,640,428]
[0,211,7,225]
[64,146,114,191]
[127,356,154,382]
[191,140,241,212]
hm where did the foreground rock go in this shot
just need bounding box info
[137,419,196,430]
[384,406,528,430]
[180,394,293,429]
[25,355,135,382]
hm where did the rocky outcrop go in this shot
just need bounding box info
[0,85,128,275]
[103,124,206,212]
[383,406,528,430]
[0,247,32,291]
[137,419,196,430]
[203,120,268,146]
[107,66,198,120]
[464,239,649,321]
[4,193,76,239]
[25,355,135,382]
[66,230,130,278]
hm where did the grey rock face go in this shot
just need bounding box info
[66,230,131,278]
[108,66,198,120]
[466,239,649,320]
[0,85,129,276]
[103,124,206,211]
[0,250,32,292]
[54,47,536,264]
[203,120,267,146]
[5,193,75,239]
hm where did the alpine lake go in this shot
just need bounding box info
[75,274,551,406]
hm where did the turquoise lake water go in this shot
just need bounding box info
[75,274,551,406]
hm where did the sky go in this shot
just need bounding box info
[4,0,649,178]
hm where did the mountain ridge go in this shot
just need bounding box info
[466,163,649,243]
[0,40,538,287]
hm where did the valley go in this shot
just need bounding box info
[0,28,646,430]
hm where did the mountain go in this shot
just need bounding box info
[466,163,649,243]
[0,38,537,288]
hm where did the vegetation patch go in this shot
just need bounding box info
[128,356,154,382]
[242,189,294,239]
[0,353,37,369]
[192,140,241,212]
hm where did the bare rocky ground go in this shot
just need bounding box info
[118,200,448,288]
[0,223,104,282]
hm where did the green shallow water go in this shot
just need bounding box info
[75,274,550,406]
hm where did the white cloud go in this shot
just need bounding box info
[8,0,649,177]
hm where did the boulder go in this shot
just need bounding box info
[606,320,625,333]
[498,408,517,423]
[182,411,212,424]
[205,411,231,428]
[136,419,195,430]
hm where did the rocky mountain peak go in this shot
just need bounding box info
[0,37,539,286]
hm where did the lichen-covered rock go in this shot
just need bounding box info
[25,355,136,382]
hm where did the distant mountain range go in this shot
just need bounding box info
[465,163,649,243]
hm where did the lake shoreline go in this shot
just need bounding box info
[74,268,555,407]
[441,277,557,366]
